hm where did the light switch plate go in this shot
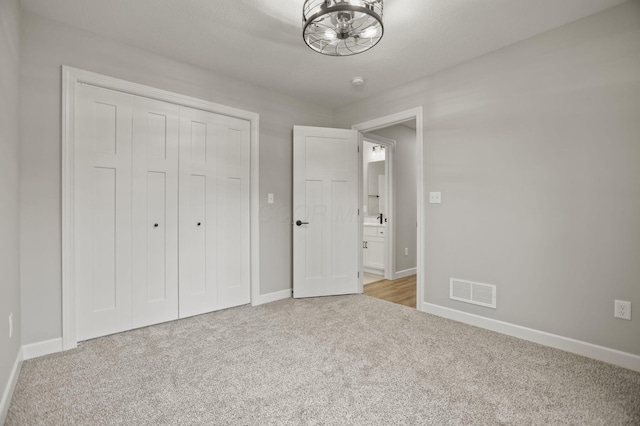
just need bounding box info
[268,193,274,204]
[429,192,442,204]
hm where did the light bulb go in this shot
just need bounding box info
[360,26,379,39]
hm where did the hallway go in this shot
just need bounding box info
[363,275,416,308]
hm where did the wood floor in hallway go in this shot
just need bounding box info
[363,275,416,308]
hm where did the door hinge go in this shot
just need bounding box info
[358,146,360,153]
[358,208,360,215]
[357,271,360,278]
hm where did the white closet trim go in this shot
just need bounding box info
[62,66,260,351]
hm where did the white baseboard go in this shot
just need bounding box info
[0,347,23,424]
[252,289,291,306]
[393,268,417,279]
[423,302,640,372]
[22,338,63,361]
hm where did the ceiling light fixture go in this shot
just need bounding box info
[303,0,384,56]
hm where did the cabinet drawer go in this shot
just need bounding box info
[364,227,378,237]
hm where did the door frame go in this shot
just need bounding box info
[61,66,261,350]
[361,133,396,281]
[352,107,424,311]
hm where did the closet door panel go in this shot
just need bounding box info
[75,84,133,341]
[131,97,180,328]
[179,108,219,318]
[217,119,251,310]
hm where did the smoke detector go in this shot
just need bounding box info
[352,76,365,86]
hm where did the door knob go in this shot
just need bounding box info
[154,223,159,228]
[295,220,309,226]
[197,222,202,226]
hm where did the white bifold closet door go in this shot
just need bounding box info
[75,84,135,341]
[131,97,180,329]
[178,107,251,318]
[75,83,250,342]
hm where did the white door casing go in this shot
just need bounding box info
[353,107,425,310]
[292,126,359,298]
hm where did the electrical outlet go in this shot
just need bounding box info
[614,300,631,320]
[9,313,13,338]
[429,192,442,204]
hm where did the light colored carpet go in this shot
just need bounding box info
[7,295,640,425]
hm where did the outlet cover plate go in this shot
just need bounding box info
[429,192,441,204]
[614,300,631,320]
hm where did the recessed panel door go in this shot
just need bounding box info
[75,84,133,341]
[131,97,180,328]
[292,126,359,298]
[216,114,251,310]
[178,107,251,318]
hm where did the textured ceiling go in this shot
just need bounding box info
[21,0,628,109]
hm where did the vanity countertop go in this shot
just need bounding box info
[363,222,385,227]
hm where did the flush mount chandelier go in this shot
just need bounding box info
[303,0,384,56]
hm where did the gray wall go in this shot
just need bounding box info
[370,124,417,273]
[0,0,21,415]
[19,12,332,345]
[334,1,640,356]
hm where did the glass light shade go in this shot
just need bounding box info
[303,0,384,56]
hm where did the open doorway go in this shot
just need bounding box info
[360,119,418,308]
[291,108,424,309]
[362,134,393,281]
[351,107,425,311]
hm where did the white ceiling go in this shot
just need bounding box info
[21,0,628,109]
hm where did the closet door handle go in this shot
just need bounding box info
[295,220,309,226]
[153,223,159,228]
[197,222,202,226]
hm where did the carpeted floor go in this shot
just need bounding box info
[7,295,640,425]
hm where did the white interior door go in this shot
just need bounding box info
[75,84,133,341]
[131,97,180,328]
[293,126,359,298]
[179,107,251,317]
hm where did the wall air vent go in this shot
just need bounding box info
[450,278,496,309]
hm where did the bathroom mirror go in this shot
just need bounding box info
[367,161,385,217]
